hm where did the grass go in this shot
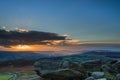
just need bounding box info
[104,73,116,79]
[17,71,38,79]
[0,73,13,80]
[0,71,37,80]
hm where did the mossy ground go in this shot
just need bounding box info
[104,73,116,79]
[16,71,38,79]
[0,73,13,80]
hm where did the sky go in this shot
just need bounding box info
[0,0,120,42]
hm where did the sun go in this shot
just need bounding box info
[16,45,30,49]
[11,45,31,51]
[5,44,64,51]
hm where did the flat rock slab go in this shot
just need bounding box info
[85,76,94,80]
[96,78,107,80]
[91,72,104,79]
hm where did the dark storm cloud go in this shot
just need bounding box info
[0,29,66,47]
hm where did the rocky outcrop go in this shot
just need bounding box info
[96,78,107,80]
[102,59,120,74]
[85,76,94,80]
[34,60,85,80]
[81,60,102,70]
[34,59,120,80]
[91,72,104,79]
[85,71,105,80]
[115,74,120,80]
[41,69,84,80]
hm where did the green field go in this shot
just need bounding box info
[0,73,13,80]
[104,73,116,79]
[17,71,38,79]
[0,71,37,80]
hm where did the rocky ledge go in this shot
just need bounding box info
[34,59,120,80]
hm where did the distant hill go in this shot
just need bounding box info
[62,50,120,62]
[0,50,120,62]
[0,50,120,68]
[0,60,36,68]
[81,50,120,58]
[0,51,50,62]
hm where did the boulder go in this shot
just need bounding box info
[112,61,120,73]
[34,60,85,80]
[41,69,84,80]
[81,60,102,70]
[61,61,71,68]
[85,76,94,80]
[69,62,85,73]
[102,65,115,73]
[102,59,120,74]
[91,72,104,79]
[115,74,120,80]
[96,78,107,80]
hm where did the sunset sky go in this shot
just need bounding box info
[0,0,120,51]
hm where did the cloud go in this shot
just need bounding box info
[0,29,66,47]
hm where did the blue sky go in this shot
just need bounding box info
[0,0,120,42]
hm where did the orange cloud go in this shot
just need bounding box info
[0,45,65,51]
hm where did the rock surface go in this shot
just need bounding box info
[34,60,85,80]
[96,78,107,80]
[34,59,120,80]
[81,60,102,70]
[115,74,120,80]
[102,60,120,74]
[85,76,94,80]
[41,69,84,80]
[91,72,104,79]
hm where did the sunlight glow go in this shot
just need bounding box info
[16,28,29,32]
[15,45,31,49]
[8,45,63,51]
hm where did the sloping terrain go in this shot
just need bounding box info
[0,51,49,62]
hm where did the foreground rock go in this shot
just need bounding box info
[41,69,84,80]
[81,60,102,70]
[91,72,104,79]
[34,59,119,80]
[102,59,120,74]
[115,74,120,80]
[34,60,85,80]
[96,78,107,80]
[85,76,94,80]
